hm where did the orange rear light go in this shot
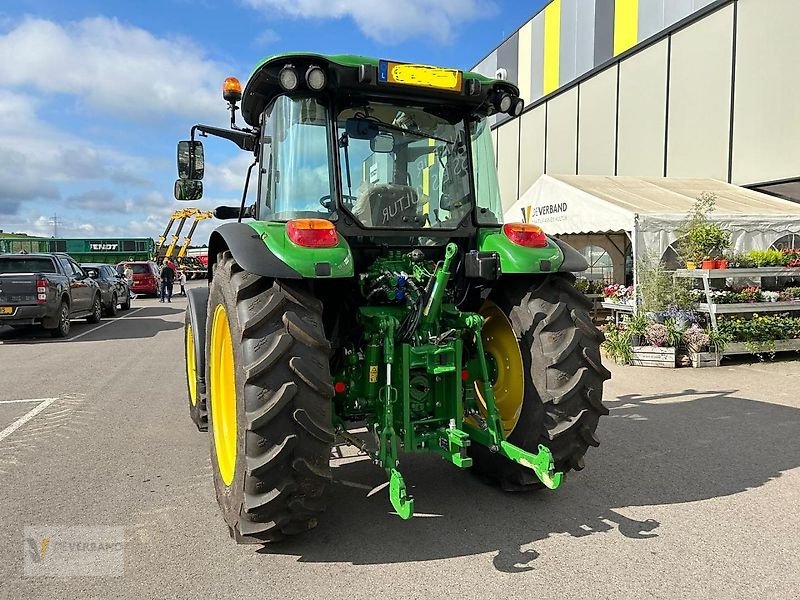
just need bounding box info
[286,219,338,248]
[502,223,548,248]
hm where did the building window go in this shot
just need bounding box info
[579,245,614,283]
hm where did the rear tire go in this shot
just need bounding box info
[106,293,118,317]
[120,294,131,310]
[86,295,102,324]
[50,301,70,338]
[470,273,611,490]
[206,251,334,543]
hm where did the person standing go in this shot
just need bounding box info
[123,264,136,300]
[178,269,187,297]
[160,260,175,303]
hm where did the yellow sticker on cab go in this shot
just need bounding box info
[378,60,463,92]
[369,365,378,383]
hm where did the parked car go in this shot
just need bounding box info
[82,263,131,316]
[117,261,160,296]
[0,253,102,337]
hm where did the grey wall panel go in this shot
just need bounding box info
[667,4,733,180]
[617,39,668,176]
[594,0,615,65]
[497,32,519,85]
[529,11,545,101]
[578,65,618,175]
[518,104,546,194]
[497,120,521,210]
[576,0,597,75]
[665,0,695,29]
[473,52,497,79]
[545,87,579,175]
[733,0,800,184]
[560,0,579,85]
[639,0,666,40]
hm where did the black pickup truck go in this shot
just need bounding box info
[0,253,103,337]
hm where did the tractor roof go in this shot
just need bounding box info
[240,53,519,127]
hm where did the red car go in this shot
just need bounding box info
[118,261,160,296]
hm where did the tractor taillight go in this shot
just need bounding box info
[36,279,47,303]
[286,219,338,248]
[502,223,548,248]
[334,381,347,394]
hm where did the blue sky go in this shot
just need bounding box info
[0,0,545,243]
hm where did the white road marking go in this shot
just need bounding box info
[0,397,58,443]
[67,307,145,341]
[0,397,58,405]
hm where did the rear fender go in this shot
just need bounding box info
[207,221,354,281]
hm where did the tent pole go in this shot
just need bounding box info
[632,214,639,315]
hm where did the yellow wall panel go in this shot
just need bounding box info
[614,0,639,55]
[543,0,561,94]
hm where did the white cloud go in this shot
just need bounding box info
[0,16,233,121]
[242,0,497,44]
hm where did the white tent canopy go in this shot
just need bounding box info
[506,175,800,261]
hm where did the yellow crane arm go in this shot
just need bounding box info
[163,208,200,260]
[177,211,213,260]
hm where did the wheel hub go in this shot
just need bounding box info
[210,304,237,486]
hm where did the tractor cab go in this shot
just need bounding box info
[176,54,523,242]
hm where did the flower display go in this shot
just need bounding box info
[644,323,669,347]
[682,324,710,351]
[603,284,634,304]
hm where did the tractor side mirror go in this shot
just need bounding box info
[174,179,204,201]
[370,132,394,153]
[177,140,205,180]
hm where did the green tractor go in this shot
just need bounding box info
[177,53,610,543]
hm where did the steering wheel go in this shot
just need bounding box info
[320,194,358,211]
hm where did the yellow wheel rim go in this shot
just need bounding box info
[210,304,237,487]
[186,324,197,407]
[476,301,525,436]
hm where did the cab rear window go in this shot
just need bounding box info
[0,258,57,274]
[130,265,151,274]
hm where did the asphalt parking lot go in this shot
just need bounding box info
[0,283,798,600]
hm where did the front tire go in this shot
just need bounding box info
[470,274,611,490]
[206,252,334,543]
[185,310,208,431]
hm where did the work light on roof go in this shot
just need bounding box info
[496,93,513,114]
[279,65,299,91]
[512,97,524,117]
[305,65,327,91]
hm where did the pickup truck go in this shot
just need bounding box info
[0,253,103,337]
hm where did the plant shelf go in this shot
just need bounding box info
[722,339,800,356]
[675,267,800,278]
[696,301,800,314]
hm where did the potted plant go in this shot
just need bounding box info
[701,257,716,270]
[626,312,649,346]
[682,324,710,353]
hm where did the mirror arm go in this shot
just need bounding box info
[191,124,258,152]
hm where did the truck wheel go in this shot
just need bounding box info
[50,301,71,338]
[469,273,611,490]
[185,310,208,431]
[86,295,102,324]
[106,293,118,317]
[206,251,334,543]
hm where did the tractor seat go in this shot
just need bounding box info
[353,184,422,227]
